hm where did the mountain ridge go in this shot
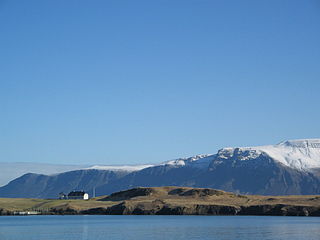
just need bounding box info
[1,138,319,198]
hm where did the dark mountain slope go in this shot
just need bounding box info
[0,169,126,198]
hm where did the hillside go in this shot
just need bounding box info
[1,187,320,216]
[0,162,87,187]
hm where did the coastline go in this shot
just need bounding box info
[1,187,320,217]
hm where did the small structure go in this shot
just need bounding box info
[59,192,67,200]
[67,191,89,200]
[14,211,41,215]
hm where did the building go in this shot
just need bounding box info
[59,192,67,200]
[67,191,89,200]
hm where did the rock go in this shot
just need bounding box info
[80,207,108,215]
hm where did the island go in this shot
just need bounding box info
[1,186,320,216]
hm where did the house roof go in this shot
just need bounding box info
[68,191,87,197]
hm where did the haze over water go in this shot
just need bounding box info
[0,215,319,240]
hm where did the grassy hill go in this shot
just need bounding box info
[1,186,320,216]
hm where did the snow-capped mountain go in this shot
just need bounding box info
[160,154,215,169]
[214,139,320,171]
[1,138,320,198]
[86,155,215,171]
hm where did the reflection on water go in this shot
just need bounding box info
[0,215,319,240]
[81,221,88,240]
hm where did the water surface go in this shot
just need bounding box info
[0,215,319,240]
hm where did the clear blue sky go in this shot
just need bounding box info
[1,0,319,165]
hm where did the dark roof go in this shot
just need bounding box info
[68,191,87,197]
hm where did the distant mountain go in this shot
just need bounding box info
[0,169,130,198]
[0,162,87,187]
[0,162,153,187]
[1,139,320,198]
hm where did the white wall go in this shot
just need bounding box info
[83,193,89,200]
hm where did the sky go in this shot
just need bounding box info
[1,0,320,165]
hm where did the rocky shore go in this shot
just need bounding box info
[78,202,320,216]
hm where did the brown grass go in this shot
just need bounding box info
[1,186,320,212]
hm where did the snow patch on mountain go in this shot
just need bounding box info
[161,154,215,169]
[85,164,154,172]
[218,139,320,171]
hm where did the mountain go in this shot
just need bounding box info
[0,162,152,188]
[0,164,154,198]
[0,162,88,187]
[0,169,131,198]
[216,139,320,170]
[1,139,320,198]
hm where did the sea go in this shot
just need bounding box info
[0,215,319,240]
